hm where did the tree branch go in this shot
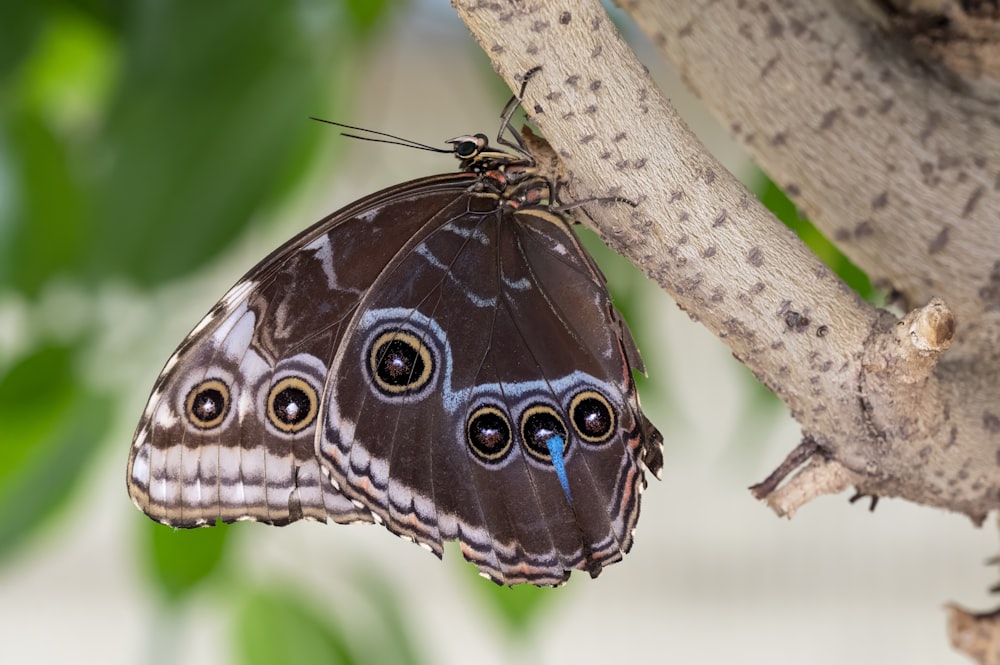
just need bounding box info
[454,0,1000,521]
[451,0,1000,655]
[624,0,1000,358]
[617,0,1000,517]
[453,0,879,458]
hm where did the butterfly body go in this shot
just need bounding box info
[128,122,662,586]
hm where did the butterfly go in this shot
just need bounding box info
[127,72,663,586]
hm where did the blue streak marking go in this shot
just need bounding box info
[546,435,572,503]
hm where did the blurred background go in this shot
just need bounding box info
[0,1,995,663]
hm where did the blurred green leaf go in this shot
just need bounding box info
[144,519,231,602]
[1,3,347,294]
[0,108,87,295]
[18,6,117,126]
[344,0,399,36]
[0,6,116,296]
[87,0,337,286]
[0,343,113,560]
[60,0,131,33]
[467,569,560,637]
[756,176,876,301]
[0,2,45,75]
[353,569,424,665]
[235,586,358,665]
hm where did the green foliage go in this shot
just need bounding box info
[232,561,577,664]
[235,586,361,665]
[86,1,333,286]
[450,542,561,638]
[352,570,425,665]
[0,2,45,73]
[232,571,427,665]
[0,2,343,294]
[471,578,561,638]
[0,343,112,560]
[144,520,233,602]
[0,0,365,561]
[344,0,401,36]
[2,106,88,296]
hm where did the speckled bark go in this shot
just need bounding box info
[627,0,1000,356]
[453,0,999,511]
[618,0,1000,522]
[453,0,1000,659]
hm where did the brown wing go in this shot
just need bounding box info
[126,174,477,528]
[317,191,662,586]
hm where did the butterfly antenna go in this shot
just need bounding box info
[309,118,452,153]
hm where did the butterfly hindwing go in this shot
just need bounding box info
[316,190,657,585]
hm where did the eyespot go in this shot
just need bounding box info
[368,330,434,396]
[466,405,513,464]
[266,376,318,433]
[520,404,568,463]
[569,390,616,444]
[185,379,230,430]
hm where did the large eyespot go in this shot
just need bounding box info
[569,390,616,444]
[266,376,318,433]
[367,330,435,396]
[466,405,513,464]
[185,379,230,430]
[520,404,568,463]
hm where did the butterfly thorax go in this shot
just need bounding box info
[448,133,554,213]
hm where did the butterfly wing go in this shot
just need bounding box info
[127,164,662,586]
[317,190,662,586]
[126,174,478,528]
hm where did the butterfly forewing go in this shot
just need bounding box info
[127,176,476,529]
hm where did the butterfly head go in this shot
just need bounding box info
[447,131,536,177]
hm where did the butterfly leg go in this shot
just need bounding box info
[495,66,543,155]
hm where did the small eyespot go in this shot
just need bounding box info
[466,405,512,463]
[520,404,568,463]
[569,390,616,444]
[368,330,434,396]
[266,376,318,433]
[185,379,230,429]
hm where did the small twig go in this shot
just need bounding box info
[749,435,822,499]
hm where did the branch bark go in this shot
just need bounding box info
[621,0,1000,523]
[452,0,1000,526]
[451,0,879,466]
[626,0,1000,357]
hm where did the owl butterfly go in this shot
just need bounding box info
[127,71,663,587]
